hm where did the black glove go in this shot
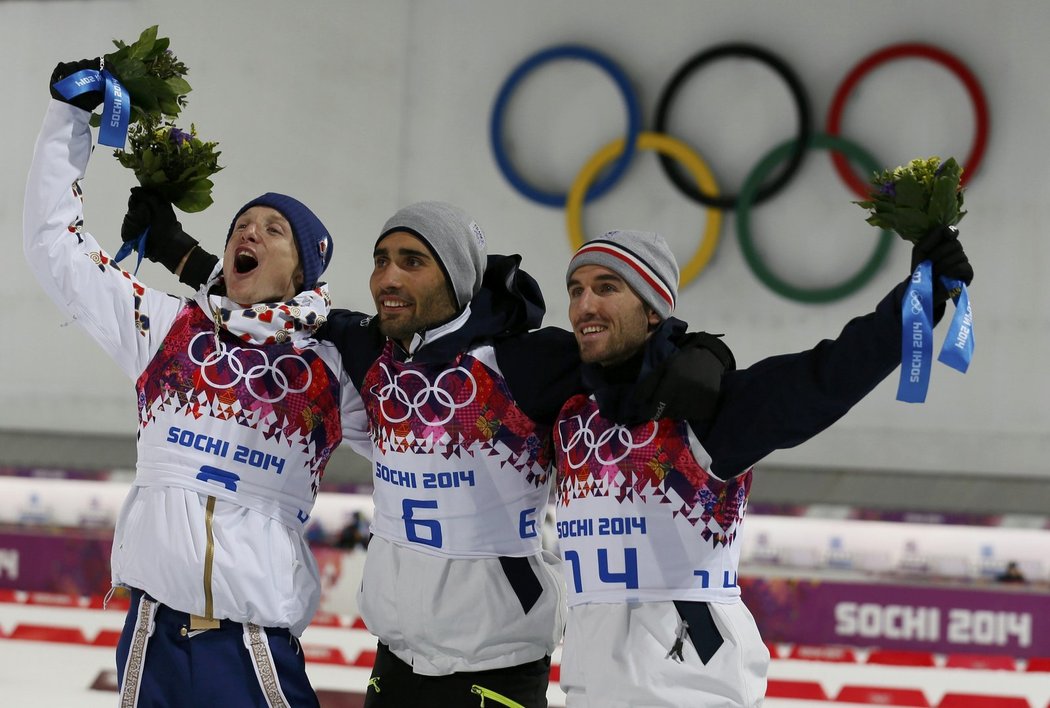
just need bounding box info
[630,332,735,426]
[911,225,974,304]
[49,58,104,111]
[121,187,217,288]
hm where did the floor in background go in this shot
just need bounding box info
[1,592,1049,708]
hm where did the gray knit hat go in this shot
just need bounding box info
[378,201,488,309]
[566,230,679,319]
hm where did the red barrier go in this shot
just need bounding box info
[837,685,931,706]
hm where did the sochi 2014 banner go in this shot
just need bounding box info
[0,528,113,596]
[742,577,1050,657]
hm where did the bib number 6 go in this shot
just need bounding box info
[402,499,443,548]
[401,501,540,549]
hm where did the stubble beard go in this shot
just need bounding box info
[377,311,419,345]
[377,298,456,346]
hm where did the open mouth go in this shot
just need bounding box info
[234,251,259,275]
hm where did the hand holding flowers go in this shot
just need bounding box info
[64,26,226,269]
[857,156,974,403]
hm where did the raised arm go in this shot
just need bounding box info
[702,228,973,478]
[24,66,184,379]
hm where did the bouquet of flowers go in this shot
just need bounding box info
[89,24,191,130]
[83,26,224,271]
[856,156,973,403]
[855,156,966,243]
[88,25,222,213]
[116,116,222,213]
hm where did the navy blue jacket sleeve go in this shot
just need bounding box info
[495,327,584,427]
[315,309,386,390]
[700,280,907,478]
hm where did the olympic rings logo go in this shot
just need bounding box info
[369,363,478,427]
[188,332,312,404]
[557,410,659,470]
[490,42,989,303]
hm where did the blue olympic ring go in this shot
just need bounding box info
[489,44,643,207]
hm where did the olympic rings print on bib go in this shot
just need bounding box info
[370,362,479,428]
[188,332,312,404]
[557,410,659,471]
[490,41,988,302]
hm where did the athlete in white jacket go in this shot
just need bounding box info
[25,61,369,707]
[555,229,972,707]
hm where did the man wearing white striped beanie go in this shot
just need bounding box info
[556,223,974,707]
[565,229,680,364]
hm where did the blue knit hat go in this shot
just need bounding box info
[226,193,334,291]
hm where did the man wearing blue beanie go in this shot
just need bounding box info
[27,60,370,707]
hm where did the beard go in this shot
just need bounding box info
[375,292,458,346]
[377,311,421,343]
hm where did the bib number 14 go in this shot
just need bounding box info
[563,548,639,593]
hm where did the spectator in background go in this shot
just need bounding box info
[337,511,370,551]
[305,520,328,545]
[997,561,1026,583]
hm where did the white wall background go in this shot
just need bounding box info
[2,0,1046,479]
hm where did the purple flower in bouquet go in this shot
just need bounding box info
[169,127,192,147]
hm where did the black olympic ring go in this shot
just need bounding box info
[489,41,989,302]
[653,43,812,210]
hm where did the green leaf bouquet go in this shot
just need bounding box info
[90,25,222,213]
[89,25,191,130]
[116,118,223,213]
[855,156,966,243]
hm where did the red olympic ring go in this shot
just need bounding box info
[826,42,990,199]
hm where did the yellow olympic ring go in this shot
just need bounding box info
[566,132,722,288]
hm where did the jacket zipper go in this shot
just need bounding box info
[190,495,221,631]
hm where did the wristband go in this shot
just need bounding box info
[179,247,219,290]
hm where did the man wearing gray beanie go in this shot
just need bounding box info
[134,198,584,707]
[350,201,576,707]
[369,201,488,346]
[555,226,972,707]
